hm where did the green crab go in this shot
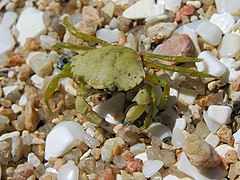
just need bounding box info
[45,17,215,129]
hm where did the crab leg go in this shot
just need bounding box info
[143,53,201,63]
[145,73,170,109]
[52,42,94,54]
[75,82,109,127]
[123,87,151,126]
[44,63,73,109]
[143,60,217,78]
[63,16,108,46]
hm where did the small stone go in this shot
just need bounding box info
[26,52,53,77]
[40,35,57,50]
[207,105,232,125]
[97,168,115,180]
[218,33,240,58]
[196,21,222,46]
[126,158,143,173]
[147,22,177,42]
[13,163,34,180]
[215,144,236,158]
[205,133,220,148]
[195,121,210,139]
[113,155,127,168]
[215,0,240,15]
[0,11,17,28]
[183,133,220,168]
[163,0,182,12]
[122,0,165,20]
[224,150,238,164]
[233,129,240,143]
[0,140,12,166]
[24,98,38,132]
[142,160,163,178]
[178,87,198,105]
[16,7,47,46]
[31,74,44,89]
[0,26,16,55]
[0,131,20,141]
[217,125,234,145]
[11,136,24,162]
[57,160,79,180]
[18,64,33,81]
[28,153,41,168]
[152,34,193,66]
[101,1,116,18]
[186,1,201,8]
[39,172,57,180]
[195,51,227,83]
[210,13,235,34]
[117,125,139,146]
[130,143,146,156]
[171,128,187,148]
[25,38,40,51]
[147,122,171,142]
[175,5,195,22]
[96,28,120,43]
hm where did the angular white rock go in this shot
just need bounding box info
[31,74,44,89]
[147,122,172,141]
[207,105,232,125]
[0,11,17,28]
[0,26,16,55]
[96,28,120,43]
[171,128,186,148]
[215,144,236,157]
[178,87,198,105]
[123,0,165,20]
[0,131,20,141]
[205,133,220,148]
[92,93,126,125]
[80,149,91,160]
[195,51,227,83]
[186,1,201,8]
[215,0,240,16]
[174,118,186,130]
[203,111,221,133]
[2,85,18,97]
[178,152,227,180]
[18,94,27,106]
[130,143,146,156]
[210,13,235,34]
[218,33,240,58]
[220,57,240,82]
[183,26,201,54]
[163,0,181,12]
[57,160,79,180]
[16,7,47,46]
[142,160,164,178]
[134,152,148,163]
[233,129,240,143]
[26,51,53,77]
[196,21,222,46]
[44,121,86,160]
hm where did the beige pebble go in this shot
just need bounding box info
[186,1,201,8]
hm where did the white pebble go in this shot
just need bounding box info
[218,33,240,58]
[0,26,16,55]
[215,144,236,157]
[40,35,57,50]
[174,118,186,130]
[0,11,17,28]
[210,13,235,34]
[183,26,201,54]
[0,131,20,141]
[207,105,232,125]
[31,74,44,89]
[2,85,18,97]
[109,18,118,29]
[92,93,126,125]
[61,78,77,96]
[233,129,240,143]
[215,0,240,15]
[171,128,187,148]
[196,21,222,46]
[186,1,201,8]
[130,143,146,156]
[203,111,221,133]
[134,152,148,163]
[57,160,79,180]
[80,149,91,160]
[178,87,198,105]
[142,160,164,178]
[27,153,41,168]
[96,28,120,43]
[163,0,181,12]
[220,57,240,82]
[44,121,87,160]
[195,51,227,83]
[205,133,220,148]
[26,52,53,77]
[101,1,116,18]
[18,94,27,106]
[11,104,22,113]
[177,152,227,180]
[16,7,47,46]
[147,122,172,141]
[123,0,165,20]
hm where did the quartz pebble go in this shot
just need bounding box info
[163,0,182,12]
[195,51,227,83]
[92,93,125,125]
[0,131,20,141]
[196,21,222,46]
[207,105,232,125]
[205,133,220,148]
[31,74,44,89]
[26,52,53,77]
[220,57,240,82]
[174,118,187,130]
[44,121,87,160]
[215,0,240,16]
[2,86,18,97]
[147,122,172,141]
[16,7,47,46]
[0,11,17,28]
[130,143,146,156]
[134,152,148,163]
[0,26,16,55]
[178,87,198,105]
[101,1,116,18]
[233,129,240,143]
[215,144,236,157]
[57,160,79,180]
[122,0,165,20]
[96,28,120,43]
[218,33,240,58]
[171,128,187,148]
[210,13,235,34]
[142,160,164,178]
[186,1,201,8]
[178,152,227,180]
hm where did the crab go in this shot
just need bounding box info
[44,17,215,130]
